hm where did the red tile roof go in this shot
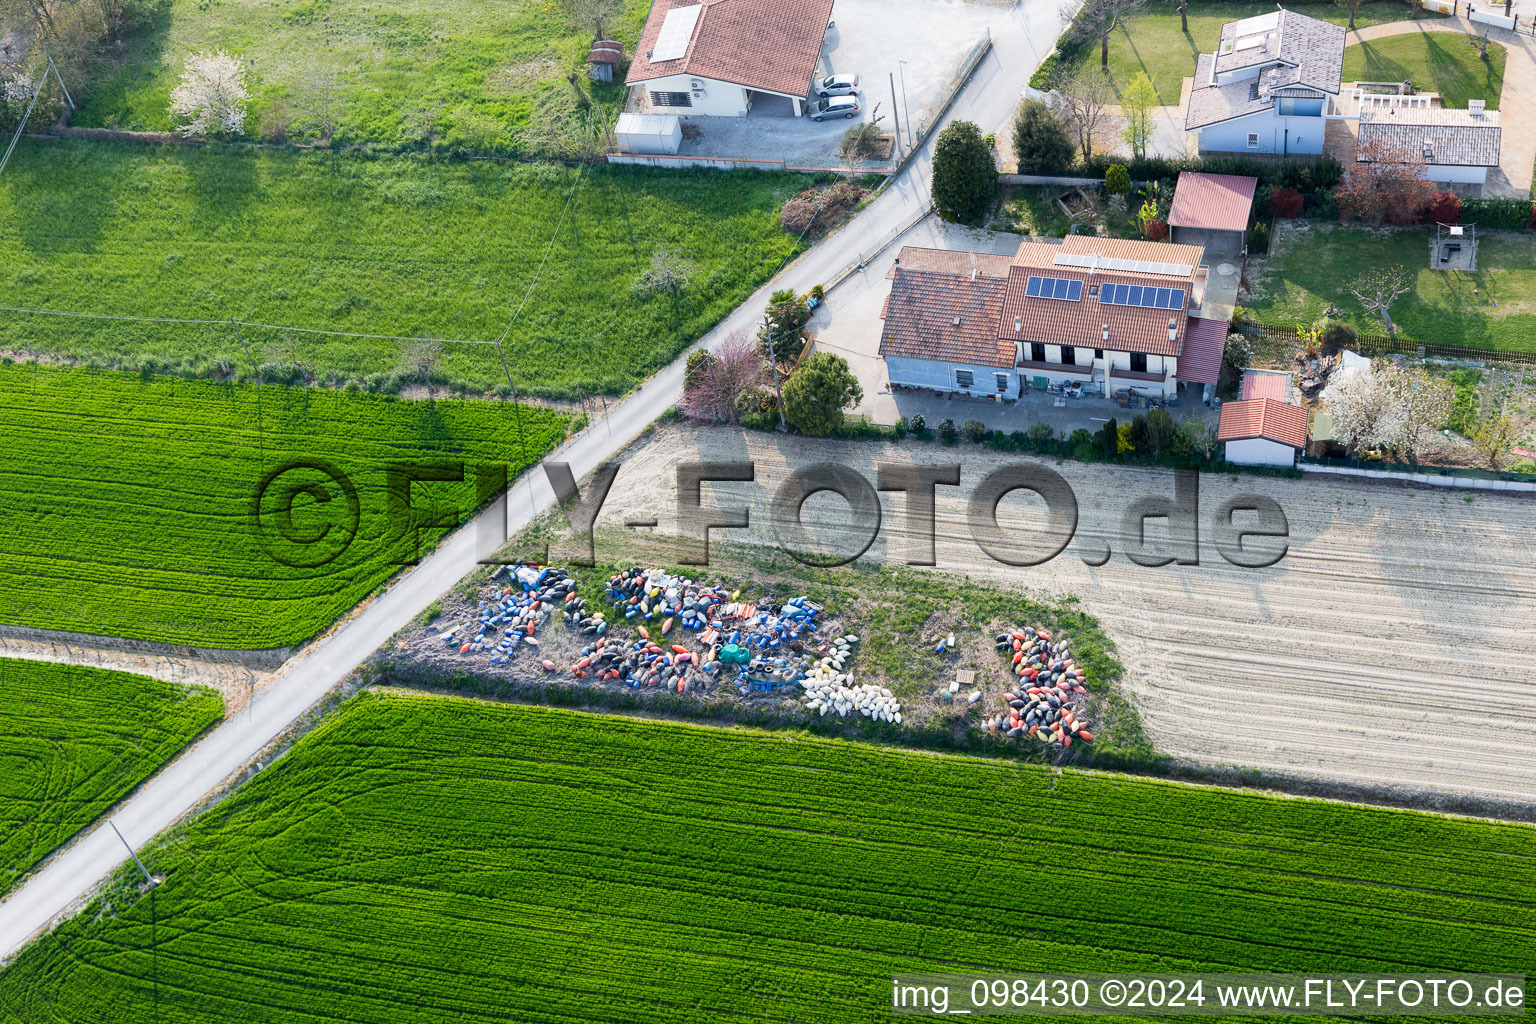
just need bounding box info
[878,269,1012,368]
[999,236,1204,358]
[1168,172,1259,233]
[890,246,1013,280]
[1176,316,1228,386]
[1218,398,1309,448]
[1241,371,1288,401]
[625,0,835,99]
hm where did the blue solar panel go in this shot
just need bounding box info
[1097,283,1186,309]
[1026,275,1082,302]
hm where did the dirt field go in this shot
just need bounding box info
[570,424,1536,804]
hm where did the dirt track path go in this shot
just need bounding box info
[594,426,1536,803]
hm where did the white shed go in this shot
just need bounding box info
[615,113,683,155]
[1218,398,1309,467]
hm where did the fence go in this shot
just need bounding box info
[1428,0,1536,35]
[1233,319,1536,367]
[1300,455,1536,490]
[605,152,896,174]
[998,173,1104,188]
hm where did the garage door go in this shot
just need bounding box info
[1171,225,1242,258]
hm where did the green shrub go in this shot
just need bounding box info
[1460,198,1534,229]
[909,413,928,438]
[932,120,998,225]
[1246,221,1270,255]
[1012,98,1076,175]
[938,417,958,443]
[1510,459,1536,474]
[962,418,988,443]
[782,352,862,436]
[1105,164,1131,195]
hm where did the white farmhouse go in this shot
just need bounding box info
[1184,8,1344,156]
[878,237,1229,405]
[624,0,836,119]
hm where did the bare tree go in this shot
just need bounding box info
[1348,266,1413,334]
[1063,0,1148,70]
[557,0,621,39]
[400,337,442,397]
[1056,68,1114,161]
[1176,0,1188,33]
[634,245,694,297]
[1335,0,1364,31]
[1470,411,1517,468]
[293,68,344,143]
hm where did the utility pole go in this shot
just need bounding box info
[110,820,156,887]
[898,60,913,147]
[762,316,788,431]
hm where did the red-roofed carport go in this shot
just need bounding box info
[1175,315,1227,388]
[1168,172,1258,258]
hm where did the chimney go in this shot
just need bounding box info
[1469,99,1486,117]
[1423,138,1434,160]
[952,316,962,326]
[971,268,978,280]
[1168,319,1178,344]
[1101,324,1110,344]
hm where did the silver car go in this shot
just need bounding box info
[808,95,860,121]
[815,73,860,97]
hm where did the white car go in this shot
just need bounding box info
[808,95,860,121]
[815,74,860,97]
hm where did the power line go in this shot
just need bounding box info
[493,165,584,347]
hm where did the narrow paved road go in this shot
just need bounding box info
[0,0,1072,962]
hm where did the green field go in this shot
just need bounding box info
[1059,1,1440,106]
[1,694,1530,1023]
[1248,223,1536,351]
[0,363,567,647]
[0,660,222,896]
[1342,30,1505,110]
[0,141,804,398]
[72,0,651,154]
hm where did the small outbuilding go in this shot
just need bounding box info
[615,112,683,155]
[1218,397,1309,466]
[1168,172,1259,257]
[588,40,624,82]
[1357,104,1502,189]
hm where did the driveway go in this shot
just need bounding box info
[0,0,1081,964]
[663,0,1001,167]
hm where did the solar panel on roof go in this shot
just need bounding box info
[1099,284,1185,309]
[1025,275,1081,302]
[1050,252,1192,276]
[652,4,701,61]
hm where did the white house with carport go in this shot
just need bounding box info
[1217,397,1309,466]
[878,237,1230,404]
[1357,104,1503,189]
[1184,9,1344,156]
[624,0,836,119]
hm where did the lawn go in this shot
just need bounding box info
[0,141,805,398]
[1246,222,1536,352]
[0,660,222,896]
[71,0,652,155]
[1059,1,1442,106]
[0,694,1530,1022]
[0,363,568,648]
[1342,30,1505,109]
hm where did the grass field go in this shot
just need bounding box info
[73,0,652,154]
[1058,1,1440,105]
[1247,222,1536,351]
[1342,31,1505,110]
[0,694,1530,1022]
[0,141,805,398]
[0,363,567,647]
[0,660,222,896]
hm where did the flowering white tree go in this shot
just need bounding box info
[1,61,38,106]
[169,51,248,137]
[1327,361,1452,462]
